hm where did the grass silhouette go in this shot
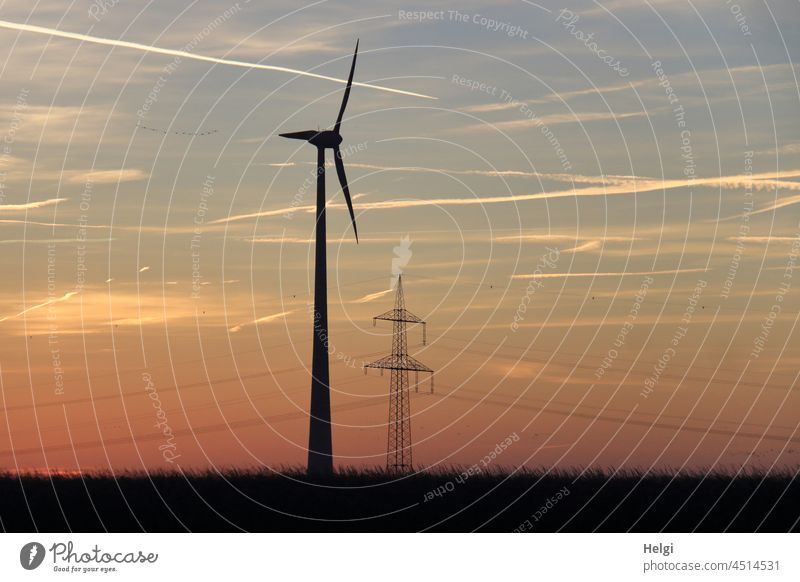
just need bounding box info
[1,466,796,532]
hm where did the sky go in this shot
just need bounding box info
[0,0,798,475]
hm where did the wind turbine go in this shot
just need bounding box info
[279,41,360,475]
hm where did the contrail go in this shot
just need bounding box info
[749,193,800,217]
[0,291,78,322]
[211,169,800,225]
[0,20,435,100]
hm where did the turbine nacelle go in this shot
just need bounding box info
[279,129,343,149]
[278,40,360,244]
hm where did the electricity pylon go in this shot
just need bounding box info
[364,276,433,471]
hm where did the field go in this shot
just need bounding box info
[1,467,797,532]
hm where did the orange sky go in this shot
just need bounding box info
[0,0,798,475]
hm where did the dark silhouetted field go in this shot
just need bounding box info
[1,467,797,532]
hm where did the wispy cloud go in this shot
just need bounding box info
[352,289,392,303]
[210,206,314,224]
[0,237,113,244]
[459,109,648,132]
[746,193,800,217]
[563,240,602,254]
[0,197,66,211]
[0,291,78,323]
[511,267,707,280]
[341,169,800,211]
[463,63,796,114]
[276,160,649,185]
[0,219,108,229]
[755,143,800,156]
[495,233,640,243]
[213,169,800,225]
[246,237,317,245]
[727,235,800,243]
[531,80,649,105]
[67,169,148,184]
[229,310,294,333]
[0,19,435,100]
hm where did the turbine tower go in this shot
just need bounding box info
[364,276,433,471]
[280,41,360,475]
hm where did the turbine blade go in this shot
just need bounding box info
[334,146,358,243]
[333,40,358,135]
[279,130,318,141]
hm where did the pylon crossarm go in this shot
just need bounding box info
[365,354,432,372]
[373,308,424,324]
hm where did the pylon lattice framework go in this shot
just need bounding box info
[364,276,433,470]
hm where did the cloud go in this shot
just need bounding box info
[459,109,648,132]
[460,102,522,113]
[0,105,111,145]
[210,205,315,224]
[578,0,705,14]
[459,87,649,113]
[342,169,800,212]
[212,168,800,225]
[511,267,707,280]
[0,291,78,323]
[755,143,800,156]
[352,288,392,303]
[0,218,108,229]
[747,193,800,217]
[495,233,640,243]
[1,289,219,335]
[532,80,649,105]
[229,310,293,333]
[462,63,796,115]
[0,156,148,187]
[0,197,66,211]
[246,236,315,244]
[212,32,345,58]
[727,235,800,243]
[0,19,435,100]
[563,240,602,254]
[0,237,113,244]
[67,169,148,184]
[278,160,649,185]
